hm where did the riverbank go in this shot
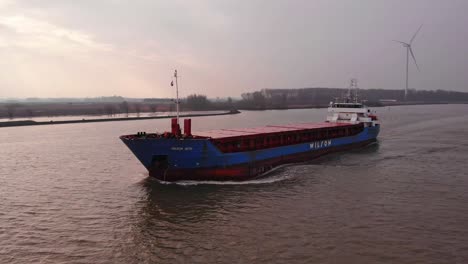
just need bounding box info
[237,101,468,111]
[0,110,240,128]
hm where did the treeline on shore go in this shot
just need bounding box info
[1,88,468,119]
[237,88,468,109]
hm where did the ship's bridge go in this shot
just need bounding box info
[331,103,364,108]
[328,102,367,112]
[327,102,378,126]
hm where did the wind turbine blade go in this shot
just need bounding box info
[410,24,423,44]
[393,40,409,46]
[409,47,420,71]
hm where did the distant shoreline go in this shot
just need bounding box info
[2,102,466,128]
[0,110,241,128]
[237,101,468,111]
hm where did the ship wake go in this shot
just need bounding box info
[155,164,298,186]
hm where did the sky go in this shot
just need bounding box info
[0,0,467,98]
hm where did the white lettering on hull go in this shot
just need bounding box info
[309,140,332,150]
[171,147,193,151]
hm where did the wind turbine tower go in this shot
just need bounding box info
[394,25,422,100]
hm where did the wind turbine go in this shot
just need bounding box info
[394,25,422,100]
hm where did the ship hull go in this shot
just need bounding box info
[121,125,379,182]
[149,138,376,181]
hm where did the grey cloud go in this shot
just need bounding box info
[0,0,468,98]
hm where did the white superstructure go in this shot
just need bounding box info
[326,102,378,127]
[326,79,378,127]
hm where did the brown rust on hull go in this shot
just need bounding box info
[149,139,376,182]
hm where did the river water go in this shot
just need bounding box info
[1,105,468,264]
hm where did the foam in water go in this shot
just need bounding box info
[155,164,298,186]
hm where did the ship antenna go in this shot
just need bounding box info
[347,82,351,103]
[350,78,359,103]
[174,69,180,125]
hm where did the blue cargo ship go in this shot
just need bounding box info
[120,74,379,181]
[120,87,379,181]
